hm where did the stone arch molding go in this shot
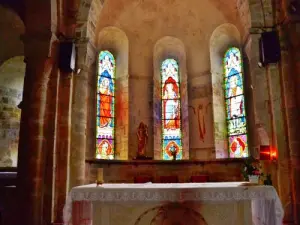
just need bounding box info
[247,0,274,28]
[75,0,103,69]
[96,26,129,159]
[0,56,25,89]
[0,5,25,65]
[210,23,241,159]
[153,36,189,160]
[235,0,274,35]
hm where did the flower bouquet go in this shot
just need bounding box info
[242,156,263,183]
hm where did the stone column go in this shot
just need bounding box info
[42,39,60,224]
[17,32,53,225]
[69,38,94,188]
[275,1,300,223]
[247,32,273,146]
[53,55,73,222]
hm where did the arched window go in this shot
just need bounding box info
[161,59,182,160]
[96,50,115,159]
[224,47,248,158]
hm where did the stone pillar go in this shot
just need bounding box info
[42,39,60,224]
[53,60,73,222]
[267,63,296,223]
[248,32,273,146]
[69,39,92,188]
[275,1,300,223]
[17,32,52,225]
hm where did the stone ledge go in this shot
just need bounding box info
[86,158,244,166]
[0,167,17,172]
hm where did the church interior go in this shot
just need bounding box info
[0,0,300,224]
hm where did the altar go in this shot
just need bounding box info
[63,182,283,225]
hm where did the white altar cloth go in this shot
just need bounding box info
[63,182,284,225]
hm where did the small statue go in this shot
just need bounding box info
[137,122,148,158]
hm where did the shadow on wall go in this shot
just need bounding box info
[0,56,25,167]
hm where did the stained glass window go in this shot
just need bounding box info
[161,59,182,160]
[96,50,115,159]
[224,47,249,158]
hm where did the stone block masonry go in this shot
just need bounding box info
[0,85,22,167]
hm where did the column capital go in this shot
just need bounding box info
[76,38,96,69]
[75,37,96,53]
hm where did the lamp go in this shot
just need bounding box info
[260,145,277,160]
[259,145,271,160]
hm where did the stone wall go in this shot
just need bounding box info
[87,160,244,184]
[92,0,250,161]
[0,6,24,168]
[0,86,22,167]
[0,56,25,167]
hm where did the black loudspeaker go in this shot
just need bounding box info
[58,41,76,72]
[288,0,300,15]
[259,31,281,66]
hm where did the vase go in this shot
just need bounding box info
[248,175,259,184]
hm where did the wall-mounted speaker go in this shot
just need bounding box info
[288,0,300,15]
[259,31,281,67]
[58,41,76,72]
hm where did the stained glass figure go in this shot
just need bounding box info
[96,50,115,159]
[161,59,182,160]
[224,47,248,158]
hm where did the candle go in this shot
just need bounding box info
[97,168,104,183]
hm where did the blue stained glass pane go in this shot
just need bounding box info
[224,47,242,77]
[224,47,248,158]
[224,73,244,98]
[96,50,116,159]
[162,139,182,160]
[161,58,182,160]
[98,51,115,78]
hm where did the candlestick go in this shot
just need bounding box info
[96,168,104,186]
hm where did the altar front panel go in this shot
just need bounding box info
[64,182,284,225]
[91,201,252,225]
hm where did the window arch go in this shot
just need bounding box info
[224,47,248,158]
[96,50,116,159]
[161,58,183,160]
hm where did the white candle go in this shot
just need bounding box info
[97,168,104,183]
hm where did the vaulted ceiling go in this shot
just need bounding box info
[95,0,251,77]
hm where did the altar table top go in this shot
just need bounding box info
[66,182,280,202]
[64,182,284,225]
